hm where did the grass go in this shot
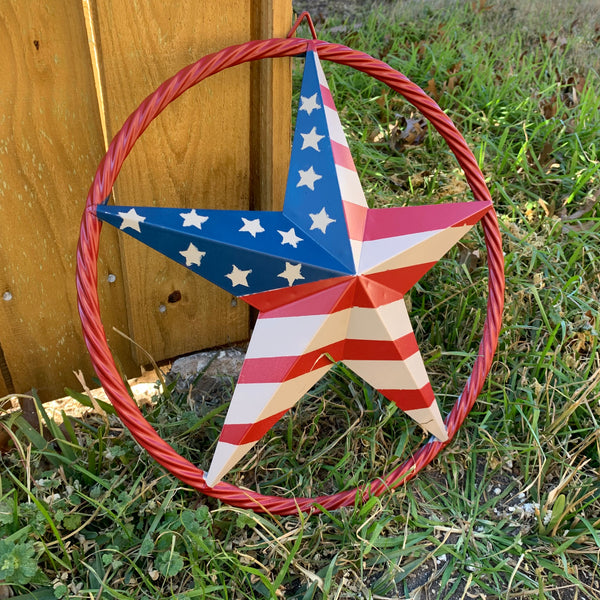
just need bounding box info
[1,1,600,598]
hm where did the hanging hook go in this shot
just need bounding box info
[287,11,318,40]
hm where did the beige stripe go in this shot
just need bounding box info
[404,404,448,442]
[346,299,413,341]
[343,353,430,390]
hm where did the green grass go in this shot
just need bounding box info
[1,2,600,598]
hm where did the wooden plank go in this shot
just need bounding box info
[94,0,292,363]
[251,0,293,213]
[0,1,136,400]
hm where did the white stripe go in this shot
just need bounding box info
[336,165,367,207]
[346,299,413,341]
[245,313,329,358]
[359,229,441,273]
[314,53,328,87]
[343,352,430,390]
[325,106,347,146]
[247,308,353,359]
[360,225,472,275]
[223,366,332,425]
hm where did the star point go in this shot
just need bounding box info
[117,208,145,232]
[180,209,209,229]
[226,265,252,288]
[239,217,265,237]
[297,166,322,191]
[299,93,321,115]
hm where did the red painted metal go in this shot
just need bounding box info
[76,36,505,515]
[287,11,318,40]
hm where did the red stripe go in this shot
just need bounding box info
[355,275,404,307]
[243,276,353,313]
[220,409,288,445]
[363,201,492,240]
[238,342,343,383]
[364,263,436,296]
[381,384,436,410]
[259,278,356,318]
[247,269,417,318]
[331,140,355,171]
[320,84,336,110]
[343,201,368,241]
[344,334,419,360]
[259,273,409,317]
[238,335,419,383]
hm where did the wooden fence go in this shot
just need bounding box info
[0,0,292,400]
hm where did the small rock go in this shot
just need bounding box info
[170,347,245,384]
[168,347,246,411]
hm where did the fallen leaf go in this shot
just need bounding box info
[543,32,568,53]
[558,190,600,221]
[540,94,558,119]
[562,73,586,107]
[444,61,463,94]
[390,115,428,151]
[457,244,483,272]
[538,140,555,167]
[375,90,390,120]
[562,221,596,232]
[427,78,439,101]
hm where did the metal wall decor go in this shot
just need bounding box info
[77,13,504,514]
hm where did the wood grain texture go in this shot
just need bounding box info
[0,1,135,400]
[95,0,292,363]
[251,0,293,213]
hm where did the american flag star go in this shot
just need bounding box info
[96,49,492,487]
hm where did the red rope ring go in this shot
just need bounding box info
[77,37,504,515]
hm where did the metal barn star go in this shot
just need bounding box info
[96,49,491,487]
